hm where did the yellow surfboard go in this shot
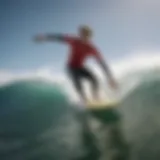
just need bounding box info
[86,100,119,109]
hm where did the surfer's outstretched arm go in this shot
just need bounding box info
[91,47,117,88]
[100,60,117,88]
[99,60,113,79]
[34,34,74,44]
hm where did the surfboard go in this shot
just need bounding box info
[86,100,119,109]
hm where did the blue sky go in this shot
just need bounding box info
[0,0,160,71]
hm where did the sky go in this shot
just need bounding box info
[0,0,160,71]
[0,0,160,100]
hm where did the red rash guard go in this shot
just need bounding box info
[63,36,102,68]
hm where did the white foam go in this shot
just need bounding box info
[0,51,160,102]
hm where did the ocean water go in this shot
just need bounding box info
[0,70,160,160]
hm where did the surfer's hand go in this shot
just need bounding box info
[34,35,46,42]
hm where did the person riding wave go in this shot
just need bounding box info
[34,25,118,102]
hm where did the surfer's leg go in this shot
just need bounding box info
[74,74,87,102]
[67,67,87,102]
[81,68,99,100]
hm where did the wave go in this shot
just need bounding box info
[0,68,160,160]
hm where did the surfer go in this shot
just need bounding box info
[34,25,117,102]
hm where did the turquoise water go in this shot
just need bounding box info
[0,71,160,160]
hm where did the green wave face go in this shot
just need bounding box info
[0,80,81,160]
[0,72,160,160]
